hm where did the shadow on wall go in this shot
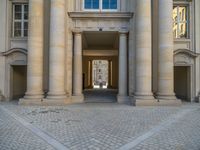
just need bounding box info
[0,90,3,101]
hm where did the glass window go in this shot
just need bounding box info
[173,5,189,39]
[102,0,117,9]
[13,4,28,37]
[84,0,117,11]
[84,0,99,9]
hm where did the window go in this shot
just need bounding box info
[84,0,117,11]
[173,5,189,39]
[13,4,28,37]
[85,0,99,9]
[102,0,117,9]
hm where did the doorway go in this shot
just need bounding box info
[82,31,119,102]
[174,66,191,101]
[11,66,27,100]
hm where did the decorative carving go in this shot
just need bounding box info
[0,48,27,56]
[68,12,133,31]
[174,49,199,65]
[1,48,27,65]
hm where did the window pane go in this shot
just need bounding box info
[103,0,117,9]
[24,12,28,20]
[85,0,91,9]
[24,22,28,30]
[14,22,21,30]
[24,29,28,37]
[14,5,21,12]
[173,6,178,22]
[14,30,21,37]
[93,0,99,9]
[85,0,99,9]
[179,22,187,38]
[13,4,29,37]
[103,0,109,9]
[15,12,22,20]
[24,5,28,12]
[173,22,178,38]
[179,6,187,21]
[110,0,117,9]
[173,5,189,39]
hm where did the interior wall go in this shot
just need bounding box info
[12,66,27,100]
[83,56,118,89]
[174,66,190,101]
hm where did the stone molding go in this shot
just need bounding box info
[174,49,199,65]
[174,49,200,58]
[68,12,134,19]
[0,48,27,56]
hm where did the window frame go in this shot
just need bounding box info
[83,0,118,12]
[12,3,28,38]
[173,3,190,39]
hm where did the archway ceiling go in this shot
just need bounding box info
[83,31,119,50]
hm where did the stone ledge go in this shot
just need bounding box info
[134,99,158,106]
[68,12,134,19]
[157,99,182,106]
[19,98,71,106]
[18,98,43,106]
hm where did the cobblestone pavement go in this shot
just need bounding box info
[0,102,200,150]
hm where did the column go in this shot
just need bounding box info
[90,60,93,88]
[108,60,112,88]
[157,0,181,105]
[117,31,128,103]
[45,0,67,103]
[19,0,44,105]
[72,30,84,102]
[134,0,155,106]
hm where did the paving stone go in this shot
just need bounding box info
[0,102,200,150]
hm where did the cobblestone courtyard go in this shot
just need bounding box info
[0,102,200,150]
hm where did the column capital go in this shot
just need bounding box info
[73,29,82,34]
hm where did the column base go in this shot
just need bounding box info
[156,95,182,106]
[19,98,43,105]
[117,95,130,104]
[72,94,84,103]
[19,93,44,105]
[46,93,68,100]
[132,94,157,106]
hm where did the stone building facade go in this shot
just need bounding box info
[0,0,200,106]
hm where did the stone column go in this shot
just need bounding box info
[19,0,44,105]
[44,0,67,104]
[133,0,155,106]
[108,60,112,88]
[117,31,129,103]
[157,0,181,105]
[72,30,84,102]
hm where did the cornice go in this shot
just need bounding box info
[174,49,200,58]
[0,48,27,56]
[68,12,134,19]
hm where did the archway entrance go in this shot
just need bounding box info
[92,60,108,89]
[82,31,119,102]
[174,66,191,101]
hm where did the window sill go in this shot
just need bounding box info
[174,38,191,42]
[10,37,28,41]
